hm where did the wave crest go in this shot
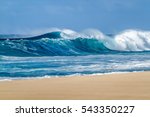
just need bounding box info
[0,29,150,56]
[111,30,150,51]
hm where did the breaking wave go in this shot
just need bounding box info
[0,29,150,56]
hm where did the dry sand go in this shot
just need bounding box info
[0,72,150,100]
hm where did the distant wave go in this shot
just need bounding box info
[0,29,150,56]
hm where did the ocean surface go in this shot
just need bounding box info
[0,29,150,80]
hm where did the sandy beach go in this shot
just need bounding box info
[0,72,150,100]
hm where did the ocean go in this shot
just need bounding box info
[0,29,150,80]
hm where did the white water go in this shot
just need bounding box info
[31,28,150,51]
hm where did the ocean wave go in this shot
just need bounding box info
[0,29,150,56]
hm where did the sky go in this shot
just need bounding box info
[0,0,150,34]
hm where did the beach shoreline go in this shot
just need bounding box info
[0,71,150,100]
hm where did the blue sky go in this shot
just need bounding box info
[0,0,150,34]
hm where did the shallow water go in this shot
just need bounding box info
[0,53,150,79]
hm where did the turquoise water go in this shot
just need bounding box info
[0,29,150,79]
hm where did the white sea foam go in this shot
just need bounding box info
[108,30,150,51]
